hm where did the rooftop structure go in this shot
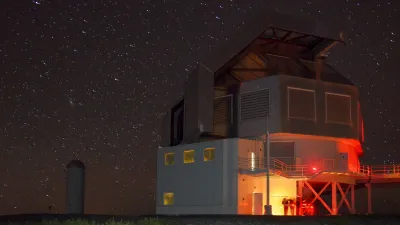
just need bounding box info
[156,11,400,216]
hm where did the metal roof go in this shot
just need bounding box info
[257,27,344,59]
[228,53,354,85]
[198,10,349,85]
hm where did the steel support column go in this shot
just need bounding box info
[337,183,352,214]
[305,181,356,215]
[297,181,303,216]
[305,181,333,215]
[331,182,337,215]
[351,184,355,214]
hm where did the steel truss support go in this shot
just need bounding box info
[303,181,356,215]
[297,181,304,216]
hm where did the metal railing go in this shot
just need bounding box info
[359,165,371,176]
[238,157,314,177]
[359,165,400,177]
[239,157,400,178]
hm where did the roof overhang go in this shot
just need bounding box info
[214,27,345,81]
[199,11,346,80]
[253,27,345,59]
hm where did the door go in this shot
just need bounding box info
[252,193,263,215]
[339,153,348,171]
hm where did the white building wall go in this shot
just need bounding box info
[156,136,360,215]
[237,138,299,215]
[156,139,238,215]
[237,174,298,216]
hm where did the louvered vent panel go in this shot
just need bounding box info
[213,96,231,124]
[240,89,269,121]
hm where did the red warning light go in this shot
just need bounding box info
[312,167,318,172]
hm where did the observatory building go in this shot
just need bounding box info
[156,12,400,216]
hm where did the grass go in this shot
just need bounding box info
[33,218,170,225]
[5,216,397,225]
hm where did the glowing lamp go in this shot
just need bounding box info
[312,167,318,172]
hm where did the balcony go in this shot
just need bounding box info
[359,165,400,177]
[238,157,317,178]
[238,157,400,180]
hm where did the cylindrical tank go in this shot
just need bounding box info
[66,160,86,214]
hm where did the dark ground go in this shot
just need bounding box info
[2,214,400,225]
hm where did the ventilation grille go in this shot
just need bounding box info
[240,89,269,121]
[213,95,231,124]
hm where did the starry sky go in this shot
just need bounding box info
[0,0,399,216]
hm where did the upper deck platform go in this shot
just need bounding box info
[239,157,400,184]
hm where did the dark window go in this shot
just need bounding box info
[325,93,351,124]
[204,148,215,161]
[288,88,315,120]
[170,100,184,146]
[164,153,175,165]
[270,141,295,165]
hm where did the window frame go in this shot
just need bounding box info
[287,87,316,121]
[163,192,174,206]
[203,147,215,161]
[325,92,352,125]
[183,149,195,164]
[164,152,175,166]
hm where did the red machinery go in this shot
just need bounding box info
[301,202,315,216]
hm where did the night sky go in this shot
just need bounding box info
[0,0,399,216]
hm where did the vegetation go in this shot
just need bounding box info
[34,218,170,225]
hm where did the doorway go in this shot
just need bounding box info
[252,193,263,215]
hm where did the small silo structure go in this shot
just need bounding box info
[66,160,86,214]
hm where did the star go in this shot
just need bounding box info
[0,0,399,216]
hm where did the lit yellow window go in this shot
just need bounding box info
[183,150,195,163]
[163,192,174,205]
[204,148,215,161]
[164,153,175,165]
